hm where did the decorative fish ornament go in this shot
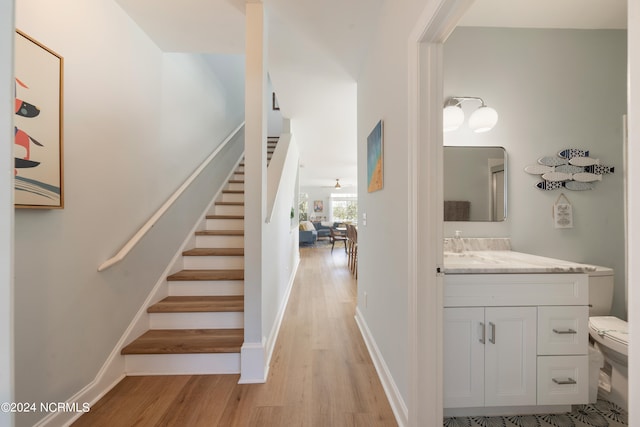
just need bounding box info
[585,165,615,174]
[536,180,564,191]
[573,172,603,182]
[556,164,584,174]
[558,148,589,159]
[542,171,573,182]
[524,164,555,175]
[538,156,567,167]
[569,157,599,167]
[564,181,594,191]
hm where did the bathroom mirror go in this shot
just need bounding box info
[443,146,506,222]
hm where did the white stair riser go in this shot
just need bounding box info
[214,205,244,216]
[236,166,244,173]
[227,183,244,191]
[149,312,244,329]
[221,193,244,203]
[168,280,244,297]
[195,235,244,248]
[206,218,244,229]
[233,173,244,180]
[183,255,244,269]
[124,353,240,375]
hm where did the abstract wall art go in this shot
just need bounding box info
[14,30,64,208]
[367,119,383,193]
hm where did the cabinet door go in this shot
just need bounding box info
[484,307,537,406]
[444,307,485,408]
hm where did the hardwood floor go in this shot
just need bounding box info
[73,245,397,427]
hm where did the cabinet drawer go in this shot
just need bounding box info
[538,306,588,355]
[537,355,588,405]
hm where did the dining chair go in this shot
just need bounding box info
[346,224,358,278]
[330,227,347,253]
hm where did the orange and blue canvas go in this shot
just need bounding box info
[367,120,383,193]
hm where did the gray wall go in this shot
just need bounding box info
[357,0,432,407]
[444,27,627,318]
[14,1,245,425]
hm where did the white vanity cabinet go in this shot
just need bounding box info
[444,306,537,408]
[444,273,589,413]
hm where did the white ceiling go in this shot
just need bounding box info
[114,0,626,189]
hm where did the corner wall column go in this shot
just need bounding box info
[241,0,268,383]
[0,0,15,424]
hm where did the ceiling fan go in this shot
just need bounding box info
[320,178,356,190]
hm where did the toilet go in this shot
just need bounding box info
[587,266,628,411]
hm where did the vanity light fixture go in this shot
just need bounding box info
[443,96,499,133]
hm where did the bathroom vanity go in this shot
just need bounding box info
[443,239,596,416]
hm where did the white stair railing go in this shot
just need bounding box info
[98,122,245,272]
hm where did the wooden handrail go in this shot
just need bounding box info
[98,122,245,272]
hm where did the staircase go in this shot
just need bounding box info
[121,137,278,375]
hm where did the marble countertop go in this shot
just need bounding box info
[443,250,597,274]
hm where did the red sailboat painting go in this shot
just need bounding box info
[14,30,64,208]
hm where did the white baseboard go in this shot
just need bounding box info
[239,341,267,384]
[32,373,125,427]
[355,307,408,427]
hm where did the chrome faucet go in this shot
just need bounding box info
[452,230,463,253]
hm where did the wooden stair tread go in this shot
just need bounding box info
[228,180,244,184]
[121,329,244,355]
[148,296,244,313]
[206,214,244,219]
[167,269,244,281]
[182,248,244,256]
[215,201,244,206]
[222,190,244,194]
[195,230,244,236]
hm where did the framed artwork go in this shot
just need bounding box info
[272,92,280,110]
[313,200,323,212]
[367,120,383,192]
[14,30,64,209]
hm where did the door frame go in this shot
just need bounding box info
[407,0,474,424]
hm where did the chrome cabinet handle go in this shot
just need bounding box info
[489,322,496,344]
[479,322,486,344]
[553,328,577,334]
[553,378,577,385]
